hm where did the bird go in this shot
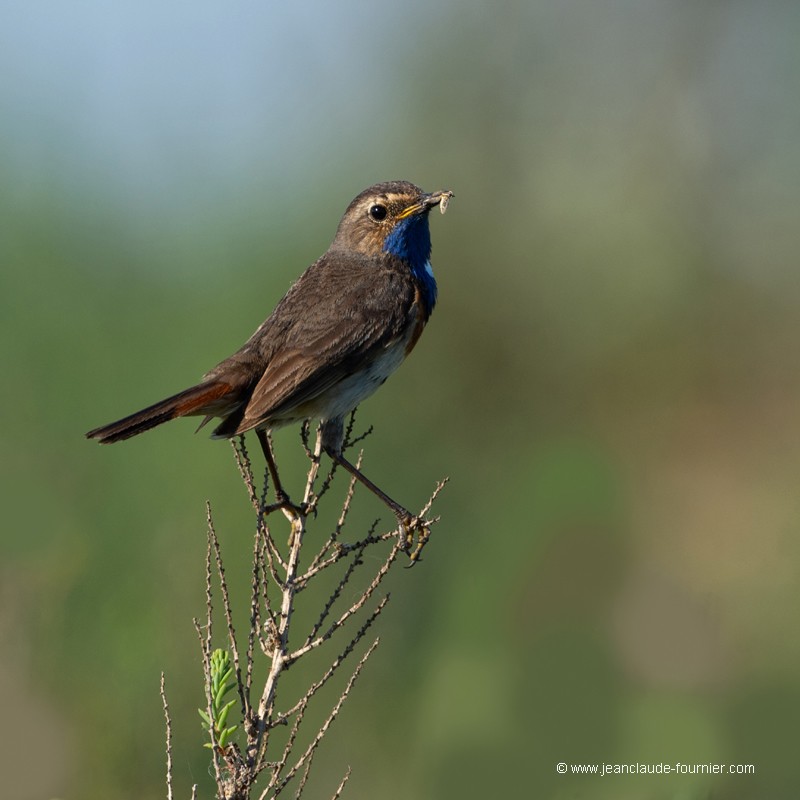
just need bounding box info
[86,180,453,531]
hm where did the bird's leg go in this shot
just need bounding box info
[325,448,431,562]
[256,429,295,511]
[327,450,411,523]
[320,417,430,561]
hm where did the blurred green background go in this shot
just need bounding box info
[3,1,800,798]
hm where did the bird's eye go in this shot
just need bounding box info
[368,204,388,222]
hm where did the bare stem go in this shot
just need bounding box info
[160,673,173,800]
[171,415,446,799]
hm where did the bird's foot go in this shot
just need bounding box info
[395,478,448,566]
[261,490,304,518]
[396,512,432,566]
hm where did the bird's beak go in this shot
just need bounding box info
[397,189,454,219]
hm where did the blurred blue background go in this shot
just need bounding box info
[3,1,800,798]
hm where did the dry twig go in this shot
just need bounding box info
[163,414,446,799]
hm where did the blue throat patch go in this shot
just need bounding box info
[382,215,438,313]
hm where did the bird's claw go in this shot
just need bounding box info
[396,513,432,566]
[261,492,304,519]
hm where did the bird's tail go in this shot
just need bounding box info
[85,381,233,444]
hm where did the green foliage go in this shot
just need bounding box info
[199,649,239,751]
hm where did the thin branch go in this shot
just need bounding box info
[293,747,316,800]
[419,477,450,518]
[277,594,390,727]
[287,543,401,665]
[195,520,225,790]
[303,454,362,575]
[195,617,224,790]
[302,543,368,645]
[254,510,305,768]
[232,436,259,508]
[208,503,249,723]
[297,519,385,587]
[329,768,352,800]
[160,673,173,800]
[301,426,323,507]
[266,638,381,798]
[246,525,263,703]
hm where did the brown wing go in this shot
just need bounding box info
[208,252,417,436]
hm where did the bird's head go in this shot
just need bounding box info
[331,181,453,272]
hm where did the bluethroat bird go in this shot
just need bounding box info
[86,181,453,537]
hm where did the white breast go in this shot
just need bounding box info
[314,337,410,422]
[267,326,416,429]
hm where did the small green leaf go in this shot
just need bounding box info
[214,682,228,709]
[219,667,234,686]
[217,698,236,728]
